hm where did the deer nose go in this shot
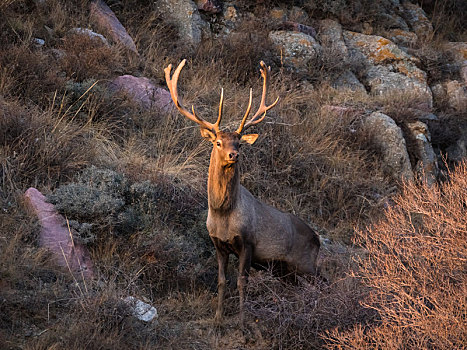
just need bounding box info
[228,151,239,161]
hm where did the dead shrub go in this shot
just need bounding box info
[326,161,467,349]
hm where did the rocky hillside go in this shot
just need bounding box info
[0,0,465,348]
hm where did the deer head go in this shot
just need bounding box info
[164,60,279,167]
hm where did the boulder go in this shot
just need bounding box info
[159,0,210,47]
[269,30,322,72]
[401,2,433,40]
[109,75,174,112]
[443,42,467,85]
[383,29,418,47]
[90,0,138,54]
[363,112,414,181]
[332,70,367,92]
[432,80,467,111]
[24,188,94,279]
[318,19,348,58]
[343,31,432,107]
[406,121,438,185]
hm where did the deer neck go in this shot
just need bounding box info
[207,150,240,212]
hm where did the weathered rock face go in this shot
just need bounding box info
[432,80,467,111]
[159,0,210,47]
[318,19,348,58]
[401,2,433,40]
[383,29,418,47]
[406,121,438,185]
[363,112,414,181]
[332,70,367,92]
[90,0,138,54]
[24,188,94,279]
[269,30,321,72]
[343,31,432,108]
[109,75,173,112]
[443,42,467,85]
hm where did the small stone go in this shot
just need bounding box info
[123,296,158,322]
[69,28,109,46]
[33,38,45,46]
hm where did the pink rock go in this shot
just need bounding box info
[110,75,174,112]
[24,188,94,279]
[90,0,138,54]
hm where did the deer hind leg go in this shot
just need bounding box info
[237,243,252,326]
[214,245,229,325]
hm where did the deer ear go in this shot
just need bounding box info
[240,133,259,145]
[200,128,216,141]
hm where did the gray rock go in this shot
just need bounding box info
[401,2,433,40]
[432,80,467,111]
[318,19,348,58]
[383,29,418,47]
[160,0,210,47]
[332,70,367,92]
[70,27,109,46]
[269,30,322,72]
[363,112,414,181]
[366,65,432,108]
[89,0,138,53]
[406,121,438,185]
[443,42,467,85]
[123,296,158,323]
[343,31,432,108]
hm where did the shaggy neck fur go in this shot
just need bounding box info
[207,148,240,212]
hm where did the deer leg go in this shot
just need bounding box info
[214,247,228,324]
[237,243,252,326]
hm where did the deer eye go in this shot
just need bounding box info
[216,141,221,147]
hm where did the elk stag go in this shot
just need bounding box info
[164,60,320,324]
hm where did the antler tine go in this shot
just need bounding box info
[214,88,224,131]
[235,89,253,134]
[237,61,279,134]
[165,59,219,132]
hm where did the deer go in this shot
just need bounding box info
[164,59,320,325]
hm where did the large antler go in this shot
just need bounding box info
[165,59,223,133]
[236,61,279,134]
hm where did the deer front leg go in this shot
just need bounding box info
[237,243,252,326]
[214,247,229,324]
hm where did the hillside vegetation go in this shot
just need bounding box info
[0,0,465,348]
